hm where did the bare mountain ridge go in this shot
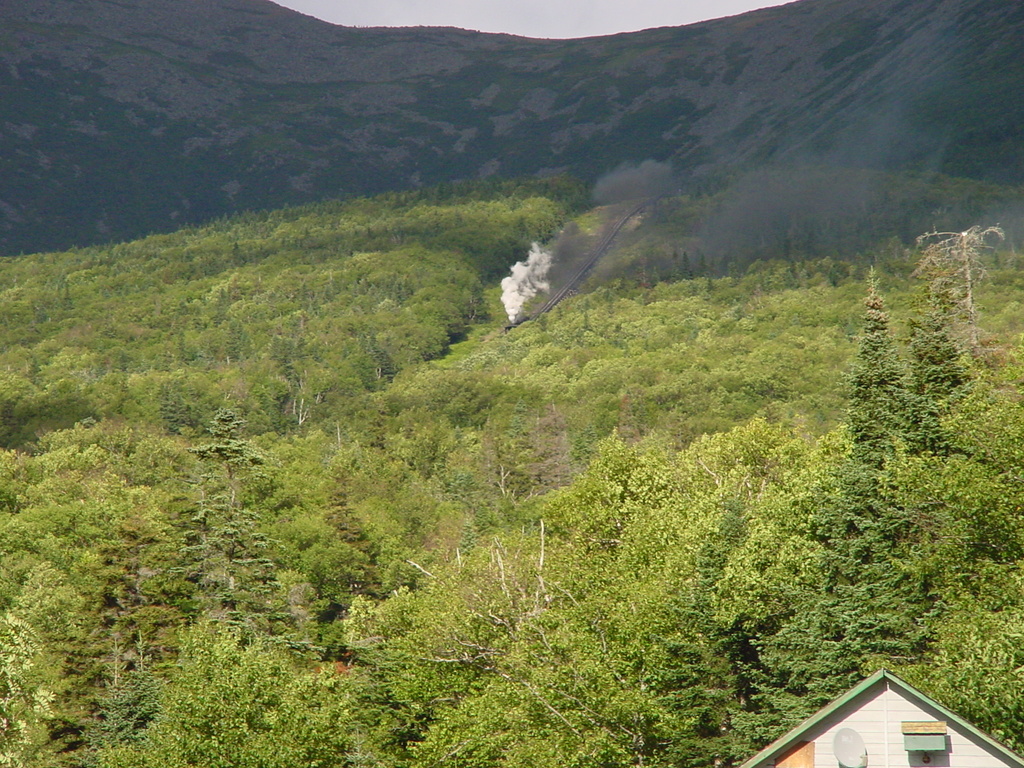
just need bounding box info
[2,0,1022,255]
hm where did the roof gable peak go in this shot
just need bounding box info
[739,669,1024,768]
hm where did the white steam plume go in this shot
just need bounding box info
[501,242,552,322]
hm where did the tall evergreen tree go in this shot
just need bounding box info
[179,410,284,635]
[819,279,914,568]
[905,304,970,455]
[843,277,911,468]
[744,281,929,739]
[89,669,162,751]
[903,234,976,455]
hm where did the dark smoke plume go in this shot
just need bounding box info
[593,160,675,205]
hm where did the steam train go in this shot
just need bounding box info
[504,197,654,331]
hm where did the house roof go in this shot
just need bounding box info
[739,669,1024,768]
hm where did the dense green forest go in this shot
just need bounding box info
[2,174,1024,768]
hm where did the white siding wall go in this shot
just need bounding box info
[764,681,1020,768]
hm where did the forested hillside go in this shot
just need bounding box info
[2,177,1024,767]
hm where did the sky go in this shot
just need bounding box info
[272,1,791,40]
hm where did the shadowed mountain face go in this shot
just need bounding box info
[2,0,1022,255]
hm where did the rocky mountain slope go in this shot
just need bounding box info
[2,0,1022,255]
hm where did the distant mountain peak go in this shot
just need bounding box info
[2,0,1022,255]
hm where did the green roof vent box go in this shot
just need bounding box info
[902,721,948,752]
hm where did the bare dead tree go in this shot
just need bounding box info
[915,225,1005,351]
